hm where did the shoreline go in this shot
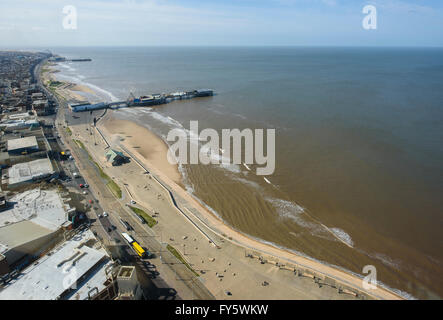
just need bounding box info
[43,61,405,300]
[98,110,404,300]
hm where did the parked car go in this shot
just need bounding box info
[130,200,137,205]
[79,184,84,188]
[103,212,109,217]
[84,184,89,188]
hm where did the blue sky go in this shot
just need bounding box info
[0,0,442,47]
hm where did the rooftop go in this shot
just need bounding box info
[7,136,38,152]
[0,188,67,231]
[7,158,54,186]
[0,220,53,256]
[0,229,110,300]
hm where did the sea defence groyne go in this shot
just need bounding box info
[68,89,214,113]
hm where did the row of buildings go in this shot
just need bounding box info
[0,51,143,300]
[0,51,54,117]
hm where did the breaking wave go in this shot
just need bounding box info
[330,228,354,248]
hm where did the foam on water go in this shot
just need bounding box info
[330,228,354,248]
[266,198,311,228]
[143,110,184,129]
[230,176,263,190]
[82,81,120,102]
[54,63,120,102]
[368,252,403,271]
[59,62,76,72]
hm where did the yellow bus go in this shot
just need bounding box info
[132,241,147,258]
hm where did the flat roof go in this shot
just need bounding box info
[7,158,54,186]
[69,260,114,300]
[32,100,47,105]
[7,136,38,151]
[0,220,53,255]
[7,113,34,121]
[0,230,110,300]
[118,266,134,278]
[0,189,67,231]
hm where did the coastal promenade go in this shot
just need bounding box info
[95,115,402,300]
[40,59,403,300]
[53,92,214,300]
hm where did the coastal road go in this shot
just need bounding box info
[52,92,213,300]
[36,63,181,299]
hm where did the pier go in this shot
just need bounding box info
[68,89,214,113]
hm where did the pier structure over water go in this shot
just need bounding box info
[68,89,214,113]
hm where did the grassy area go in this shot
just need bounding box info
[48,80,63,87]
[93,161,122,199]
[73,137,122,199]
[73,139,87,150]
[73,139,93,160]
[166,244,199,277]
[66,127,72,136]
[129,206,157,228]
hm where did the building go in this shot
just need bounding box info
[32,99,48,116]
[69,102,106,113]
[116,266,143,300]
[7,136,39,154]
[0,229,113,300]
[6,112,34,121]
[0,189,70,271]
[0,221,58,270]
[6,158,54,187]
[0,119,40,131]
[105,149,128,166]
[31,92,44,101]
[0,192,8,211]
[194,89,214,97]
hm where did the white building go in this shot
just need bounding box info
[6,158,54,187]
[0,230,112,300]
[0,189,70,269]
[7,136,38,154]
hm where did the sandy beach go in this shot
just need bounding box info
[43,64,404,300]
[97,111,403,300]
[101,116,182,185]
